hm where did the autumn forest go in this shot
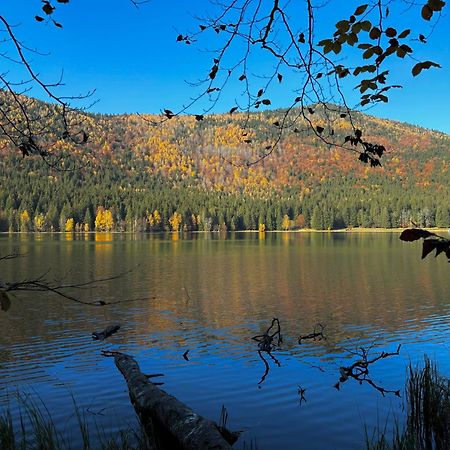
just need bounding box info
[1,96,449,233]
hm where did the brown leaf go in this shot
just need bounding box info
[0,291,11,312]
[42,2,55,15]
[422,239,439,259]
[421,4,433,20]
[399,228,434,242]
[354,4,368,15]
[435,241,450,257]
[209,64,219,80]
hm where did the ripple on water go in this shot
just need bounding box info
[1,233,450,450]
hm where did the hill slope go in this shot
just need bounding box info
[0,101,449,231]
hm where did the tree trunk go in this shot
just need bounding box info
[110,352,233,450]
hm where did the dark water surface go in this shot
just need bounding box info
[1,232,450,449]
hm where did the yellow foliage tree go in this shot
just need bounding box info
[258,223,266,232]
[84,223,90,232]
[34,213,45,232]
[147,209,162,229]
[19,210,30,232]
[282,214,291,231]
[95,207,114,231]
[65,218,74,232]
[169,212,182,231]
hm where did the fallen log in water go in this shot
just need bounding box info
[103,351,234,450]
[92,324,120,340]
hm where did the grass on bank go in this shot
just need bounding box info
[0,395,155,450]
[367,357,450,450]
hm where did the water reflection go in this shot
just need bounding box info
[0,232,449,449]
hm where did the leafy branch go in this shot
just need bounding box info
[159,0,445,167]
[399,228,450,261]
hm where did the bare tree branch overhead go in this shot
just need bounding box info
[161,0,445,166]
[0,0,446,169]
[0,3,97,168]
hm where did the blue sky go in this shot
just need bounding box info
[2,0,450,133]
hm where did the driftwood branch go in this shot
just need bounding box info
[298,323,325,344]
[252,318,282,384]
[102,351,235,450]
[92,324,121,341]
[252,317,282,352]
[0,256,152,308]
[335,343,401,396]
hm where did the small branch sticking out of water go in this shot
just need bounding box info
[335,343,401,396]
[298,323,325,344]
[297,385,307,405]
[252,318,282,352]
[92,324,120,341]
[252,318,282,385]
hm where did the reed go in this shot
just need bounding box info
[367,356,450,450]
[0,394,154,450]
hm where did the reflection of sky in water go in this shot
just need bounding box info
[0,233,449,449]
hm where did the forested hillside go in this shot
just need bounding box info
[0,98,449,232]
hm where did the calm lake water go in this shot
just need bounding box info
[1,232,450,449]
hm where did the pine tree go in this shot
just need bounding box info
[311,206,323,230]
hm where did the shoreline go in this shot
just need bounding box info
[1,227,449,235]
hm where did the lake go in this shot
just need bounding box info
[1,232,450,449]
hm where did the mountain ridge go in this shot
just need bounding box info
[0,95,449,232]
